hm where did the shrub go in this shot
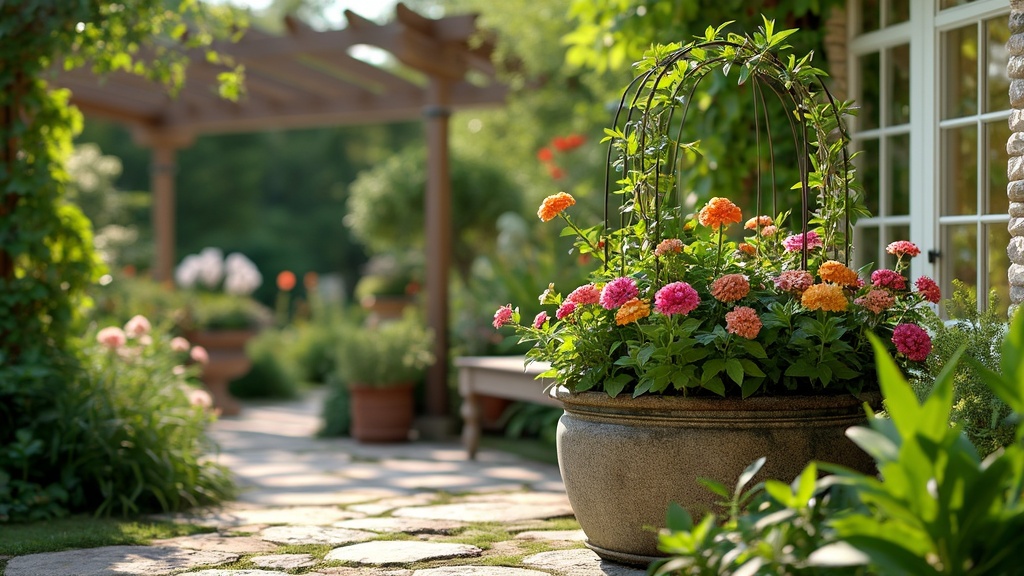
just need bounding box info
[912,281,1012,455]
[229,328,301,399]
[287,321,342,384]
[1,318,235,522]
[334,314,435,387]
[319,374,352,438]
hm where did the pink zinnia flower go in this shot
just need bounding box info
[567,283,601,305]
[725,306,762,339]
[188,388,213,408]
[774,270,814,293]
[915,276,941,304]
[854,289,895,314]
[492,304,514,329]
[600,277,639,309]
[782,231,823,252]
[190,345,210,365]
[892,323,932,362]
[654,282,700,316]
[654,238,684,257]
[760,225,777,237]
[710,274,750,302]
[871,269,907,291]
[533,311,548,329]
[96,326,127,350]
[556,300,577,320]
[886,240,921,258]
[124,315,151,338]
[170,336,191,353]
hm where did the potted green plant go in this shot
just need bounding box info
[334,314,435,442]
[493,20,938,565]
[353,252,421,326]
[175,247,272,415]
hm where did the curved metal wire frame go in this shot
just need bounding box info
[602,37,854,275]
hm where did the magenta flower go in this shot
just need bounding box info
[915,276,941,304]
[492,304,514,329]
[533,311,548,329]
[556,300,577,320]
[782,231,823,252]
[567,283,601,305]
[892,323,931,362]
[600,277,639,309]
[871,269,907,291]
[654,282,700,316]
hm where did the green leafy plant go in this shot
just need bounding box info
[495,20,937,399]
[912,281,1013,456]
[334,314,435,387]
[229,328,301,399]
[650,306,1024,575]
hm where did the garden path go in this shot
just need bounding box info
[4,390,645,576]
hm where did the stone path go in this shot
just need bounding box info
[4,391,647,576]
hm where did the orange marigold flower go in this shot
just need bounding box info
[801,283,848,312]
[614,298,650,326]
[817,261,860,287]
[738,243,756,255]
[277,270,296,291]
[538,192,575,222]
[698,197,742,229]
[744,215,773,230]
[710,274,750,302]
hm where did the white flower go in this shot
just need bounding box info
[174,254,201,289]
[197,247,224,289]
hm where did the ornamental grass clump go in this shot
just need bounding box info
[494,19,937,399]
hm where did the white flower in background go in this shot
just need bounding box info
[175,248,262,295]
[197,247,225,289]
[175,254,201,289]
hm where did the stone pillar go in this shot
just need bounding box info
[1010,1,1024,314]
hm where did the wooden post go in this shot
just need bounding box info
[152,144,176,284]
[134,129,193,284]
[424,79,452,423]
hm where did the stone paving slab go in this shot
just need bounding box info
[153,533,278,553]
[515,529,588,542]
[260,525,376,545]
[317,568,413,576]
[413,567,551,575]
[336,517,466,534]
[523,549,648,576]
[250,553,317,569]
[4,546,237,576]
[392,498,574,523]
[190,570,294,576]
[347,493,439,516]
[324,541,482,565]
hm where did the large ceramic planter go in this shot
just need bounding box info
[349,384,415,442]
[186,329,256,416]
[553,386,880,566]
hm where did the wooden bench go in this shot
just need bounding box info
[454,356,558,459]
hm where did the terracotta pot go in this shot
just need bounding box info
[359,295,414,327]
[186,329,256,416]
[553,386,880,566]
[350,384,415,443]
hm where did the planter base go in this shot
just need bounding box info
[585,542,659,567]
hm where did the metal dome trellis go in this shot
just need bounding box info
[601,19,862,276]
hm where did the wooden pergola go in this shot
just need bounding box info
[55,3,507,425]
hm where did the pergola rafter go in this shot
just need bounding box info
[53,2,507,426]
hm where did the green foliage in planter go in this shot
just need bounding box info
[651,306,1024,576]
[334,315,435,388]
[912,281,1012,456]
[179,291,273,332]
[319,374,352,438]
[229,328,301,399]
[287,320,343,384]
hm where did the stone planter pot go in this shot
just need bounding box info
[553,386,880,566]
[186,329,256,416]
[350,384,415,442]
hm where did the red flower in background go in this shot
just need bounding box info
[537,147,554,162]
[277,270,296,291]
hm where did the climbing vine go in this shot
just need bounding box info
[0,1,243,521]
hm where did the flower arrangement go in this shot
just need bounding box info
[494,20,937,399]
[174,247,271,331]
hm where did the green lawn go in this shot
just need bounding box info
[0,516,212,557]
